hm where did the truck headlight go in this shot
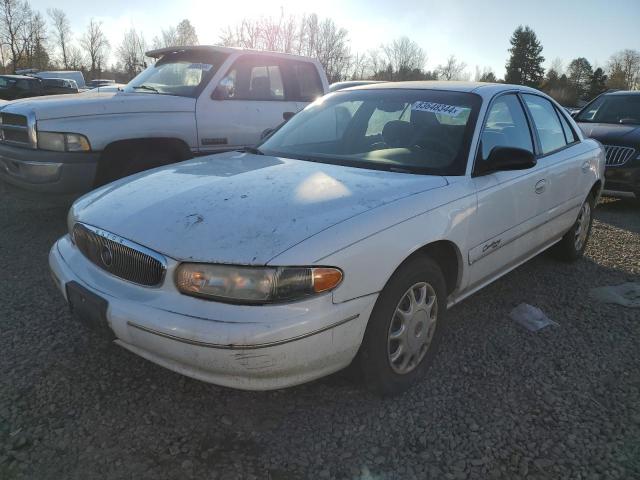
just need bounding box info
[38,132,91,152]
[175,264,343,304]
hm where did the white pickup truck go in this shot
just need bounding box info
[0,46,328,193]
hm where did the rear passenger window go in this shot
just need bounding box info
[557,110,578,144]
[480,94,533,161]
[522,94,567,154]
[290,61,323,101]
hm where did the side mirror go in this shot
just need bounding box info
[283,111,295,122]
[211,86,227,100]
[476,146,536,175]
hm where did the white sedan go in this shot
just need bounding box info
[49,82,605,395]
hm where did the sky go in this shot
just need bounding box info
[28,0,640,77]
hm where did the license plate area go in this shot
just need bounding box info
[66,281,114,340]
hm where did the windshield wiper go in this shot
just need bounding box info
[238,146,264,155]
[133,85,159,93]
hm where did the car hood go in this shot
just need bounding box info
[578,122,640,145]
[71,152,448,265]
[1,91,195,121]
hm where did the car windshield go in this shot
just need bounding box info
[123,50,228,98]
[577,95,640,125]
[259,89,481,175]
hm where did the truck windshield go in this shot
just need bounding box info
[124,50,228,98]
[577,94,640,125]
[259,89,481,175]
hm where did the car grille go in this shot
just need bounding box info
[0,112,33,147]
[72,223,166,287]
[603,145,636,167]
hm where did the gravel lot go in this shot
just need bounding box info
[1,181,638,480]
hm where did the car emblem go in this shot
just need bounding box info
[100,244,113,267]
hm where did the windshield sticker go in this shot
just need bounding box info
[188,63,213,71]
[412,101,465,117]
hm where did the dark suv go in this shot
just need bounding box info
[575,91,640,199]
[0,75,43,100]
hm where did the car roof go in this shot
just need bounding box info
[145,45,317,62]
[346,81,543,99]
[605,90,640,96]
[0,74,39,80]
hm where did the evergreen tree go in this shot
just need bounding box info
[567,57,593,102]
[587,68,608,100]
[505,25,545,87]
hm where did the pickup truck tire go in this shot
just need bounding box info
[95,142,186,186]
[552,194,595,261]
[358,255,447,396]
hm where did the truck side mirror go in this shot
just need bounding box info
[212,86,227,100]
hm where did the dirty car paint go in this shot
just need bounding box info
[71,151,448,265]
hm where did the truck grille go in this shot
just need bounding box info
[73,223,167,287]
[603,145,636,167]
[0,112,33,147]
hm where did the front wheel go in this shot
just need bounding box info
[358,255,447,396]
[552,194,595,261]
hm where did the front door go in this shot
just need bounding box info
[196,55,298,152]
[466,93,547,290]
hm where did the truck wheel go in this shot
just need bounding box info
[95,144,183,186]
[552,194,595,261]
[358,255,447,396]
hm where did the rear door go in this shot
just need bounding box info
[520,94,585,240]
[196,55,298,152]
[466,93,547,289]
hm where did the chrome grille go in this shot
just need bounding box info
[0,112,34,148]
[603,145,636,166]
[73,223,166,287]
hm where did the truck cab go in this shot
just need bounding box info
[0,46,328,193]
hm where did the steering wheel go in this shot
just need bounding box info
[369,141,388,151]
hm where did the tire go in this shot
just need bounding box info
[95,144,180,186]
[552,194,595,261]
[358,255,447,396]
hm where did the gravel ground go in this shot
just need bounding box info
[0,182,639,480]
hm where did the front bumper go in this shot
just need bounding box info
[603,159,640,198]
[49,235,377,390]
[0,143,100,193]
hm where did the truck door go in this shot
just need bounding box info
[196,55,298,152]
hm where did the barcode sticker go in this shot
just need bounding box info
[412,101,464,117]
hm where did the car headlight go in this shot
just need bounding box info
[175,264,343,304]
[38,132,91,152]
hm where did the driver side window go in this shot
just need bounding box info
[216,56,285,101]
[481,94,533,161]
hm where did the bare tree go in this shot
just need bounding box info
[608,49,640,90]
[22,10,48,69]
[47,8,70,68]
[66,44,83,70]
[117,27,147,78]
[153,26,176,49]
[81,18,109,75]
[220,12,351,82]
[381,37,425,74]
[175,19,198,46]
[437,55,467,81]
[0,0,31,71]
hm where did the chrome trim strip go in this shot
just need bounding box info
[127,314,360,350]
[77,222,168,269]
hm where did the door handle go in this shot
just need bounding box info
[581,160,590,173]
[535,179,547,194]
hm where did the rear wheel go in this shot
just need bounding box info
[358,255,446,396]
[552,194,595,261]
